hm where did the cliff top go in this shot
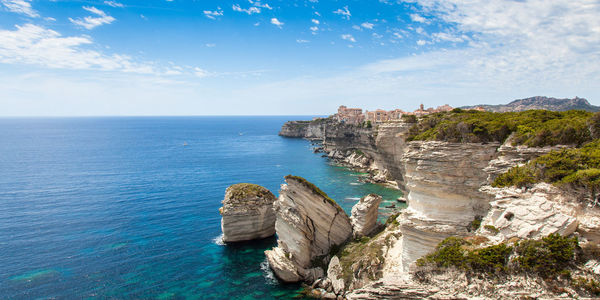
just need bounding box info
[407,109,598,147]
[224,183,275,203]
[284,175,341,209]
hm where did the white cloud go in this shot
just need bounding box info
[232,4,260,15]
[361,22,374,29]
[205,43,216,47]
[1,0,38,17]
[432,32,464,43]
[271,18,284,28]
[69,6,115,30]
[333,6,351,20]
[251,1,272,10]
[296,39,309,43]
[341,34,356,42]
[203,7,223,20]
[0,24,194,76]
[194,67,211,78]
[410,13,427,23]
[311,19,319,25]
[416,39,426,46]
[104,1,124,8]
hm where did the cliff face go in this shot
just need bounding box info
[265,176,353,282]
[398,141,499,271]
[220,183,276,243]
[278,118,600,298]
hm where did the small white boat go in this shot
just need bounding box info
[183,141,188,146]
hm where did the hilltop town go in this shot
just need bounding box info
[334,104,483,125]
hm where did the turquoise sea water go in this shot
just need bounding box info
[0,117,404,299]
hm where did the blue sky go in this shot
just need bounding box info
[0,0,599,116]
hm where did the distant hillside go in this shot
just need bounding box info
[462,96,599,112]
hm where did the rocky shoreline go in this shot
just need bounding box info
[270,116,600,299]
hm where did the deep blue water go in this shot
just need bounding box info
[0,117,404,299]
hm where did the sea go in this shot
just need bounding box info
[0,116,405,299]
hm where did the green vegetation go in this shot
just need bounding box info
[338,231,386,286]
[284,175,340,208]
[416,237,513,274]
[353,149,365,156]
[514,233,578,278]
[469,216,482,232]
[417,233,579,277]
[366,120,372,128]
[402,114,418,123]
[493,140,600,201]
[484,225,500,234]
[572,277,600,296]
[406,109,594,146]
[227,183,274,201]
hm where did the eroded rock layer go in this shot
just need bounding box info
[220,183,276,243]
[351,194,382,237]
[265,176,352,282]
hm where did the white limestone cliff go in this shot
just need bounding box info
[265,176,353,283]
[220,183,276,243]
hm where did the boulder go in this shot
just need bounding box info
[327,256,345,295]
[220,183,276,243]
[351,194,382,237]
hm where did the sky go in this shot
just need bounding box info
[0,0,599,116]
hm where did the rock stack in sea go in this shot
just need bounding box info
[219,183,277,243]
[265,175,353,282]
[350,194,382,238]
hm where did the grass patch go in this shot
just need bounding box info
[226,183,275,201]
[285,175,339,207]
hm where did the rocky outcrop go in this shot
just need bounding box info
[351,194,382,237]
[265,175,353,282]
[278,116,600,297]
[279,119,329,139]
[477,184,578,243]
[220,183,276,243]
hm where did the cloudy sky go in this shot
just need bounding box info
[0,0,598,116]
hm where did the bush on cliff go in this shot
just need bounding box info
[417,233,581,278]
[493,139,600,202]
[406,109,594,146]
[416,237,512,274]
[514,233,578,278]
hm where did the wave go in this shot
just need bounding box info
[349,182,363,185]
[345,197,361,200]
[213,233,225,246]
[261,258,278,285]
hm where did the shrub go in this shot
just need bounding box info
[402,114,418,124]
[406,109,594,146]
[467,243,513,273]
[416,237,512,274]
[493,140,600,201]
[484,225,500,234]
[469,216,482,232]
[514,233,578,278]
[572,277,600,296]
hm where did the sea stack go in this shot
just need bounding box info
[350,194,382,237]
[220,183,277,243]
[265,175,353,282]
